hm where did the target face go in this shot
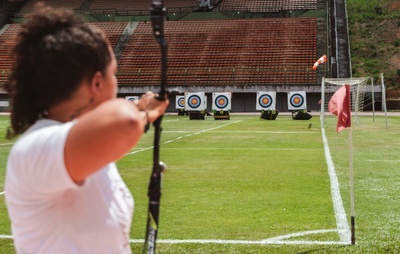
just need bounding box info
[215,95,229,109]
[212,92,231,111]
[256,92,276,110]
[125,96,139,102]
[175,95,185,109]
[290,94,304,107]
[259,94,273,108]
[288,91,307,110]
[188,95,201,109]
[185,92,206,111]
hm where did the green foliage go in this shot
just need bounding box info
[394,39,400,47]
[347,0,387,22]
[347,0,400,90]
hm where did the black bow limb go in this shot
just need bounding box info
[143,1,168,254]
[150,0,168,99]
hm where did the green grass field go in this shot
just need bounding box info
[0,113,399,253]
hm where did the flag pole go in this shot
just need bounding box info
[328,83,354,245]
[321,77,325,129]
[380,73,388,129]
[348,82,355,245]
[349,126,355,245]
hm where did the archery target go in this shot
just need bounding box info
[212,92,231,111]
[125,96,139,102]
[288,91,307,110]
[185,92,206,111]
[175,95,185,109]
[256,92,276,110]
[188,95,201,108]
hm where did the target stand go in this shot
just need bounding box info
[260,110,279,120]
[189,111,205,120]
[177,109,186,116]
[292,110,312,120]
[213,110,230,120]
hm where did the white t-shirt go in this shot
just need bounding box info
[5,119,134,254]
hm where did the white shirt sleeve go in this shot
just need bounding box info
[7,120,78,195]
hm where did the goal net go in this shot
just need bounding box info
[320,77,386,130]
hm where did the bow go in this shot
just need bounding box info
[143,0,168,253]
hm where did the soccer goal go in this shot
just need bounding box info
[320,76,387,129]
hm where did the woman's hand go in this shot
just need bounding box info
[135,92,169,123]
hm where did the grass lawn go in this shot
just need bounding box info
[0,113,399,253]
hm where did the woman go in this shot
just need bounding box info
[5,4,169,254]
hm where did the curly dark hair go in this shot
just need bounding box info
[6,4,112,134]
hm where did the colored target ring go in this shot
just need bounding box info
[177,97,185,108]
[290,93,304,108]
[214,95,229,109]
[258,94,273,108]
[188,95,202,109]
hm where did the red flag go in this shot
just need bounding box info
[312,55,327,70]
[328,84,351,133]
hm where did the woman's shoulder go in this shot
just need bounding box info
[26,119,75,133]
[12,119,77,155]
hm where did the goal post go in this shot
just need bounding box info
[320,76,386,129]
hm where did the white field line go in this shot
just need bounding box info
[163,130,319,134]
[366,160,400,163]
[159,148,323,151]
[127,122,320,155]
[0,229,348,245]
[0,123,350,246]
[125,121,241,156]
[321,127,351,243]
[126,229,347,246]
[0,191,5,196]
[126,122,349,244]
[123,123,349,245]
